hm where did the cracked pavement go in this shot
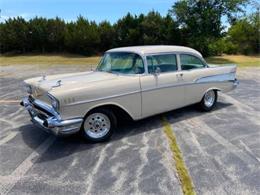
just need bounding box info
[0,65,259,195]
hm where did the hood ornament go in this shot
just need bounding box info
[38,75,46,82]
[57,80,61,86]
[52,80,62,88]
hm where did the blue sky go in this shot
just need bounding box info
[0,0,257,23]
[0,0,175,23]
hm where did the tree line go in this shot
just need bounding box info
[0,0,259,56]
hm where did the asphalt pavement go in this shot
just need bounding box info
[0,65,259,195]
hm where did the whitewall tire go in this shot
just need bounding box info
[200,90,217,111]
[81,108,116,142]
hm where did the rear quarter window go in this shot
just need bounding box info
[180,54,206,70]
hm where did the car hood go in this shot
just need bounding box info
[24,71,117,97]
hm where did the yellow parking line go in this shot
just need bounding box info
[0,100,20,104]
[161,117,196,195]
[0,73,12,77]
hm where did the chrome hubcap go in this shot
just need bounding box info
[204,90,215,108]
[84,113,111,139]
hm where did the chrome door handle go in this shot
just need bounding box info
[176,73,184,81]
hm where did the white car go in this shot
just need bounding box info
[21,46,238,142]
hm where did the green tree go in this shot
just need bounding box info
[0,17,29,53]
[114,11,181,46]
[28,17,48,52]
[161,14,181,45]
[46,17,66,52]
[114,13,143,46]
[227,12,260,54]
[98,21,115,51]
[170,0,249,56]
[65,16,100,55]
[141,11,165,44]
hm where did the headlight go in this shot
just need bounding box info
[25,84,32,94]
[48,93,59,111]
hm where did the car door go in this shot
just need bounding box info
[140,53,184,118]
[177,53,210,105]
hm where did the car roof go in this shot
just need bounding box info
[107,45,202,57]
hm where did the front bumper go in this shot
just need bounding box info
[21,96,83,135]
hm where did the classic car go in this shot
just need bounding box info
[20,46,239,142]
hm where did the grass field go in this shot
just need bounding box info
[0,54,101,66]
[206,55,260,67]
[0,53,259,67]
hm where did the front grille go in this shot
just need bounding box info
[29,96,54,117]
[37,112,48,120]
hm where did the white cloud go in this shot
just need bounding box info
[0,12,35,22]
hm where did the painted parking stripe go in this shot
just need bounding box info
[161,117,196,195]
[84,143,111,195]
[0,100,20,104]
[187,117,260,165]
[0,136,56,195]
[0,73,12,77]
[0,132,18,146]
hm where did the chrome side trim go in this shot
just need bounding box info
[142,78,237,93]
[66,78,237,106]
[66,90,141,106]
[195,73,235,83]
[142,82,193,93]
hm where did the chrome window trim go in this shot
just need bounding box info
[144,52,180,75]
[179,53,208,71]
[145,53,178,74]
[101,51,208,75]
[176,54,181,71]
[97,51,146,75]
[102,51,208,75]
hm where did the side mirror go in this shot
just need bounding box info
[154,67,161,76]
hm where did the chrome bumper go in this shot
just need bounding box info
[21,96,83,135]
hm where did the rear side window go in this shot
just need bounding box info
[147,54,177,73]
[180,54,205,70]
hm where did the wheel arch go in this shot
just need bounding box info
[84,103,135,121]
[201,87,220,99]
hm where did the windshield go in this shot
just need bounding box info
[96,52,144,74]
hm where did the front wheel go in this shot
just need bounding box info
[81,108,116,142]
[199,90,218,111]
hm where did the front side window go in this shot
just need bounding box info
[146,54,177,73]
[180,54,206,70]
[97,52,144,74]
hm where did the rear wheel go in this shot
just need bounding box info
[81,108,116,142]
[199,90,217,111]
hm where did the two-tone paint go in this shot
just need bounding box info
[21,46,238,135]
